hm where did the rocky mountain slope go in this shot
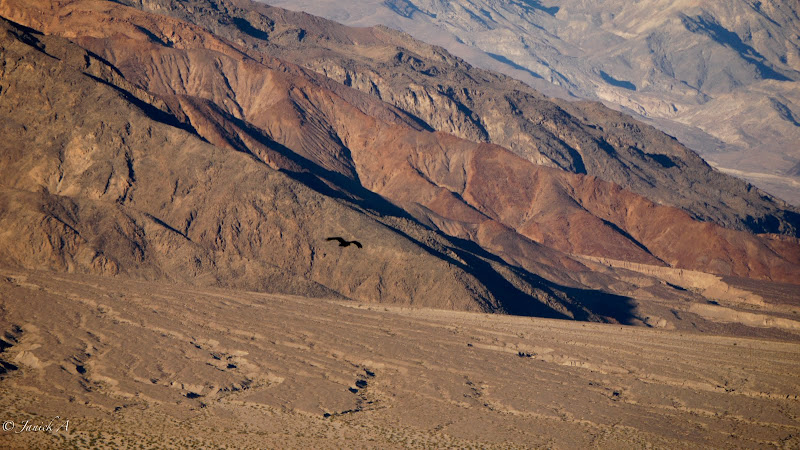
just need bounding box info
[266,0,800,205]
[0,14,594,318]
[113,0,800,238]
[0,0,798,322]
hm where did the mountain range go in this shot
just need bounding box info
[0,0,798,326]
[266,0,800,205]
[3,2,800,446]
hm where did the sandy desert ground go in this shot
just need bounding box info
[1,268,799,449]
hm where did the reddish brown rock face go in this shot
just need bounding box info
[0,0,797,323]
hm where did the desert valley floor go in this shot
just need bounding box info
[0,268,799,449]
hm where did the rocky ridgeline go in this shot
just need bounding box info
[120,0,800,236]
[266,0,800,205]
[0,0,798,322]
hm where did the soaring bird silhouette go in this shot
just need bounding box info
[326,237,363,248]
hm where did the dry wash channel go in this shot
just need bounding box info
[0,269,799,448]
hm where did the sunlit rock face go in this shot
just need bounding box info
[265,0,800,205]
[0,0,798,318]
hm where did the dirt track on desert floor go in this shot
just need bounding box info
[1,268,799,448]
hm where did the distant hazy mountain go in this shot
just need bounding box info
[265,0,800,204]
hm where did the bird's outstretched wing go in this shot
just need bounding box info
[326,237,362,248]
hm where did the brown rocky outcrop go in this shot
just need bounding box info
[0,16,590,317]
[0,1,798,323]
[104,0,800,236]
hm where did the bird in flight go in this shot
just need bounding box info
[326,237,363,248]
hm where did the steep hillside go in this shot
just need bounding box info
[265,0,800,205]
[4,0,798,281]
[109,0,800,237]
[0,1,798,325]
[0,16,593,318]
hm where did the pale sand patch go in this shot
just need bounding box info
[1,268,799,448]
